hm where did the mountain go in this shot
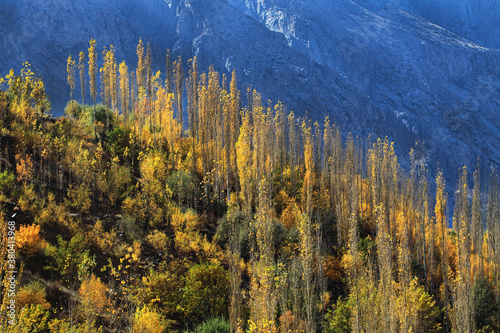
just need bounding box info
[1,0,500,185]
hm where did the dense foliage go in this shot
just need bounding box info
[0,39,499,332]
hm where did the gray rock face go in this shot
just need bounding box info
[351,0,500,49]
[1,0,500,186]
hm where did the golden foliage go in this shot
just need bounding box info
[66,183,91,214]
[16,153,34,183]
[79,274,110,315]
[16,224,42,256]
[280,196,301,229]
[147,230,168,253]
[134,307,167,333]
[16,281,50,311]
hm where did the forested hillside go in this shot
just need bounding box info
[0,39,499,332]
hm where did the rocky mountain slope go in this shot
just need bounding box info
[1,0,499,185]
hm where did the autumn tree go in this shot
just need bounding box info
[78,51,86,104]
[79,274,110,330]
[101,45,117,130]
[187,56,199,191]
[435,168,451,328]
[146,42,152,99]
[236,109,253,216]
[301,120,314,217]
[17,224,42,257]
[174,55,184,131]
[119,61,130,119]
[471,167,483,273]
[88,38,98,135]
[249,179,277,332]
[299,212,316,333]
[453,166,475,333]
[66,54,76,100]
[375,204,395,333]
[136,39,145,93]
[227,208,243,332]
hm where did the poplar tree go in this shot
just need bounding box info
[145,42,153,100]
[453,166,475,333]
[274,102,285,186]
[174,56,184,131]
[471,168,483,269]
[136,39,145,93]
[66,54,76,101]
[78,51,86,104]
[119,61,130,119]
[88,38,97,135]
[187,57,199,192]
[109,46,118,118]
[299,212,315,333]
[100,46,110,108]
[398,181,413,332]
[236,109,253,216]
[301,120,314,217]
[435,168,450,329]
[101,46,117,131]
[228,221,242,333]
[228,70,240,197]
[376,204,395,333]
[249,178,277,332]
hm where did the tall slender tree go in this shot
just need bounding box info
[66,54,76,101]
[174,56,184,132]
[88,38,97,136]
[78,51,86,104]
[146,42,152,99]
[136,39,145,94]
[119,61,130,120]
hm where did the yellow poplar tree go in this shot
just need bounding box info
[136,39,145,93]
[236,110,253,216]
[88,38,97,134]
[119,61,130,119]
[66,54,76,100]
[78,51,86,104]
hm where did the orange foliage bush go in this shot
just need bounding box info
[17,281,50,311]
[79,274,109,315]
[17,223,43,256]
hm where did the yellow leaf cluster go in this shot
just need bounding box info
[79,274,110,314]
[134,307,166,333]
[16,153,34,183]
[16,281,50,311]
[17,224,43,256]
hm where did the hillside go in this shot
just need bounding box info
[0,43,499,331]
